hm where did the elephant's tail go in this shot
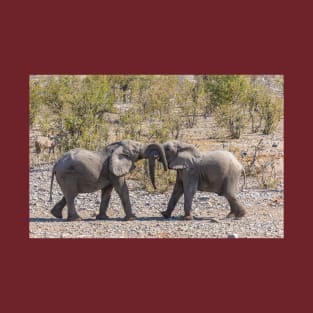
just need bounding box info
[49,164,56,202]
[241,167,246,191]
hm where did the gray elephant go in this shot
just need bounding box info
[148,140,246,220]
[49,140,167,221]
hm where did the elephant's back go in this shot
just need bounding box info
[199,151,242,177]
[54,149,105,176]
[199,152,226,179]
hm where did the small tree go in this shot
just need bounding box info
[247,87,262,133]
[29,79,42,126]
[120,107,144,140]
[163,116,183,140]
[107,75,136,103]
[192,76,212,117]
[207,75,250,139]
[176,79,199,128]
[129,75,155,114]
[51,75,114,152]
[42,76,75,114]
[260,94,283,135]
[148,76,178,118]
[247,77,283,135]
[215,102,248,139]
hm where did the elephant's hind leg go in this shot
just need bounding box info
[50,197,66,218]
[225,194,246,218]
[222,177,246,218]
[64,193,82,221]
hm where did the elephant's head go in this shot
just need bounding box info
[107,140,168,189]
[148,140,201,187]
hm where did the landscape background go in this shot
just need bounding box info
[29,75,284,238]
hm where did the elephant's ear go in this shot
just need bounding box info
[109,146,134,176]
[169,145,201,170]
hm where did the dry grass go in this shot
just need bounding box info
[30,112,284,190]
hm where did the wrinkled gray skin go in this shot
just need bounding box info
[149,140,246,220]
[50,140,167,221]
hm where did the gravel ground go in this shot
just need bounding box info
[29,164,284,238]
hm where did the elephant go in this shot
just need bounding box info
[148,140,246,220]
[49,140,167,221]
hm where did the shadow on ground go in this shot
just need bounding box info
[30,216,220,223]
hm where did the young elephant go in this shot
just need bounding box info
[49,140,167,221]
[148,140,246,220]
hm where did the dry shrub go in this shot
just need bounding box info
[238,139,282,189]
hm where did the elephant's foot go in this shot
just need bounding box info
[51,208,63,219]
[235,209,246,218]
[227,209,246,219]
[67,214,82,222]
[96,214,109,220]
[161,211,172,219]
[124,214,137,221]
[183,214,193,221]
[226,212,235,218]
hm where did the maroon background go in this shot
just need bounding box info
[1,0,311,312]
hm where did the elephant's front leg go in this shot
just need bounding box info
[183,180,198,220]
[112,176,136,221]
[96,185,113,220]
[161,177,183,218]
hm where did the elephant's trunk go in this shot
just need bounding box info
[143,143,168,189]
[148,156,157,190]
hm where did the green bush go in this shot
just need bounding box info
[247,81,283,135]
[30,74,284,191]
[260,95,283,135]
[29,80,42,126]
[205,76,250,138]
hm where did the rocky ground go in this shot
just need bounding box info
[29,163,284,238]
[29,114,284,238]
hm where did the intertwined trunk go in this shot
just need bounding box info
[143,143,168,189]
